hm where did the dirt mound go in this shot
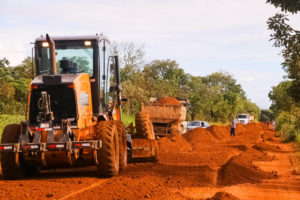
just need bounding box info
[244,123,264,132]
[152,97,182,106]
[158,134,192,153]
[207,192,240,200]
[157,122,280,172]
[253,142,281,152]
[207,125,230,140]
[236,123,247,132]
[158,134,194,165]
[158,126,252,168]
[262,130,277,140]
[184,127,218,143]
[217,148,275,186]
[158,129,225,166]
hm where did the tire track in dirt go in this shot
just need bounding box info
[57,179,107,200]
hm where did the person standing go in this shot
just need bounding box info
[230,119,236,136]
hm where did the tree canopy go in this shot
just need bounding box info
[266,0,300,13]
[266,0,300,141]
[0,57,32,114]
[112,42,260,123]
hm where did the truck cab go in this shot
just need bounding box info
[237,113,253,124]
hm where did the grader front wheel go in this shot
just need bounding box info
[95,121,120,177]
[1,124,40,180]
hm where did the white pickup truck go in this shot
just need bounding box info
[237,114,254,124]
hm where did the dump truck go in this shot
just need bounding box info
[129,97,188,161]
[144,97,188,137]
[0,34,127,179]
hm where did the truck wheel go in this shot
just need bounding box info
[135,111,155,139]
[95,121,119,177]
[114,121,127,171]
[1,124,39,180]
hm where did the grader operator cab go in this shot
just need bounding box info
[0,34,127,179]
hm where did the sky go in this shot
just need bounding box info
[0,0,299,109]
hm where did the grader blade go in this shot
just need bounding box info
[131,138,158,162]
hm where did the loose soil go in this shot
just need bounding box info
[151,97,182,106]
[0,122,299,200]
[206,192,240,200]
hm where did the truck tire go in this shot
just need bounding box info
[95,121,119,177]
[135,111,155,140]
[1,124,39,180]
[114,120,127,171]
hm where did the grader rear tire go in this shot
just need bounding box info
[95,121,119,177]
[135,111,155,140]
[1,124,39,180]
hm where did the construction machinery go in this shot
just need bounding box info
[237,113,254,124]
[129,97,188,161]
[144,97,188,137]
[0,34,127,179]
[129,110,158,161]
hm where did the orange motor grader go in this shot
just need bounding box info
[0,34,127,179]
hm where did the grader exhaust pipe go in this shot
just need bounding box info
[46,33,57,75]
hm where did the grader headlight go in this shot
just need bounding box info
[42,42,49,47]
[84,41,92,46]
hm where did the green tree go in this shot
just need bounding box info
[268,81,294,115]
[0,58,9,68]
[143,59,189,98]
[201,72,248,121]
[266,0,300,13]
[110,42,260,123]
[267,4,300,102]
[260,109,275,122]
[0,57,33,114]
[186,72,258,122]
[266,0,300,142]
[239,99,261,120]
[12,57,33,79]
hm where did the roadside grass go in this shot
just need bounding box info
[0,114,25,139]
[122,113,135,127]
[0,113,134,138]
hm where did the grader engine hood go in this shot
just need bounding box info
[29,72,93,129]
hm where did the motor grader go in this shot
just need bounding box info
[0,34,127,179]
[129,97,188,161]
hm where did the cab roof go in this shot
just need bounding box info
[35,34,110,43]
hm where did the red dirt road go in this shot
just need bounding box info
[0,123,299,200]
